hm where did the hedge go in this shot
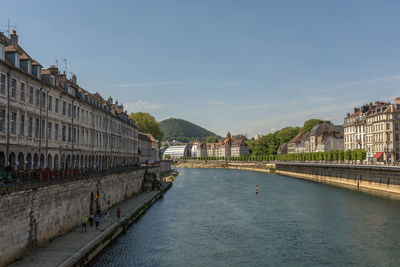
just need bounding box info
[180,149,366,162]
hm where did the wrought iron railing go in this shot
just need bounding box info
[0,164,160,191]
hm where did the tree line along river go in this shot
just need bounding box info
[94,168,400,266]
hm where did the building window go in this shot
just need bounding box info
[68,104,71,117]
[11,112,16,134]
[55,98,59,113]
[0,109,4,132]
[28,117,33,137]
[386,123,390,131]
[19,114,24,136]
[20,83,25,101]
[48,122,52,139]
[48,95,52,111]
[62,101,66,115]
[77,107,80,121]
[41,120,45,139]
[41,92,46,108]
[0,44,4,60]
[35,89,40,106]
[396,123,399,131]
[11,79,17,98]
[29,86,33,104]
[396,133,399,141]
[55,124,59,140]
[68,126,71,142]
[73,105,76,118]
[35,118,39,138]
[62,126,66,141]
[0,74,5,94]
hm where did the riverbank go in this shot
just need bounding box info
[10,182,172,267]
[174,160,275,173]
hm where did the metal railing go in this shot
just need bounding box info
[0,164,159,192]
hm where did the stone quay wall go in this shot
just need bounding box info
[275,163,400,200]
[174,160,275,173]
[0,165,164,266]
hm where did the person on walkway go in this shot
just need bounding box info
[104,210,109,221]
[117,208,121,221]
[95,215,100,230]
[81,216,87,232]
[89,213,94,227]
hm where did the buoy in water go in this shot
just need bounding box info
[256,184,259,194]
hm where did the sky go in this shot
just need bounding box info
[2,0,400,137]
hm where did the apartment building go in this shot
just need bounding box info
[0,31,139,171]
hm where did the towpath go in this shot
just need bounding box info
[10,188,165,267]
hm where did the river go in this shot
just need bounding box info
[94,168,400,266]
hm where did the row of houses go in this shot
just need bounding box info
[276,97,400,164]
[343,98,400,164]
[278,121,344,155]
[0,30,158,171]
[163,132,250,158]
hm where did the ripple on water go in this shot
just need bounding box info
[94,168,400,267]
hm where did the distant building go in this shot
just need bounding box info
[277,143,288,154]
[344,99,400,163]
[231,139,250,157]
[195,132,249,158]
[163,145,191,158]
[308,121,343,152]
[286,121,343,154]
[365,99,400,163]
[344,104,378,151]
[287,131,309,154]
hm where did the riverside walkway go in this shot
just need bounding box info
[11,184,170,267]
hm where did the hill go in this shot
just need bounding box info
[160,118,218,142]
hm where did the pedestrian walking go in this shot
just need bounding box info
[89,213,94,227]
[81,216,87,232]
[117,208,121,221]
[104,210,109,221]
[95,215,100,230]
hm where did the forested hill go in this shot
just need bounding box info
[160,118,218,142]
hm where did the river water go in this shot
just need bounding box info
[94,168,400,266]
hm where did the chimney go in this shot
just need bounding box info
[10,30,18,46]
[72,74,77,84]
[108,96,113,104]
[49,65,58,76]
[395,97,400,104]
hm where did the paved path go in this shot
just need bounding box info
[11,190,161,267]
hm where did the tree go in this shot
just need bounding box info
[303,119,322,132]
[164,154,171,159]
[130,112,163,141]
[206,136,219,143]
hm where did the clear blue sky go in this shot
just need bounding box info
[2,0,400,137]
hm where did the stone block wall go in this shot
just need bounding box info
[0,166,163,266]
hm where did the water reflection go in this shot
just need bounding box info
[94,168,400,266]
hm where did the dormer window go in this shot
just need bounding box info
[0,44,4,60]
[27,60,32,74]
[15,53,19,68]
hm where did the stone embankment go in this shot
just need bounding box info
[275,162,400,200]
[0,162,172,267]
[174,160,275,173]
